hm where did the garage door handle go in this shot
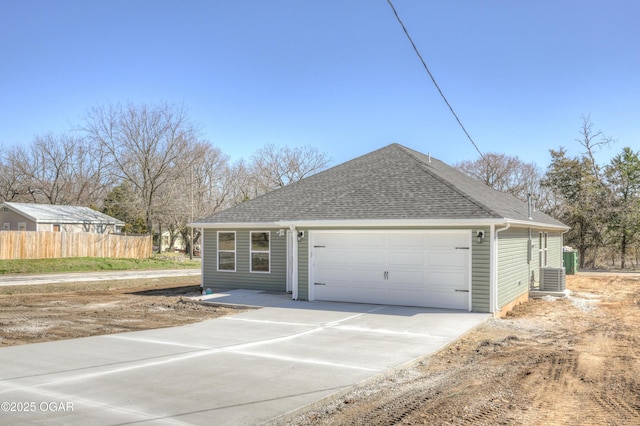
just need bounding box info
[314,282,326,286]
[456,247,470,250]
[455,289,469,292]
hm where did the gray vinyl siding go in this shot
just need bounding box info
[0,210,37,231]
[201,228,287,292]
[497,227,531,308]
[471,226,490,312]
[547,232,563,268]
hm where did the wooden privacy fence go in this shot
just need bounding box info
[0,231,153,260]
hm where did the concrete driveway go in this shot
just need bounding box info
[0,293,489,425]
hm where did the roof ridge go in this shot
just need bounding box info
[394,144,501,218]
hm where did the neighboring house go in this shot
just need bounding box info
[0,202,124,234]
[160,230,186,252]
[191,144,569,315]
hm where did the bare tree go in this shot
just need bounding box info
[542,116,614,268]
[165,142,234,254]
[577,113,615,182]
[3,134,111,206]
[249,143,331,195]
[0,154,32,202]
[82,102,200,234]
[455,153,544,205]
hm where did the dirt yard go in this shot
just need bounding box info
[0,276,242,347]
[1,274,639,425]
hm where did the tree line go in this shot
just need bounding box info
[2,104,637,268]
[456,115,640,269]
[0,102,330,253]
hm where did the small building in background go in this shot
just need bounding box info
[0,202,124,234]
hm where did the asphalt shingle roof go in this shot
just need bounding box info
[196,144,567,228]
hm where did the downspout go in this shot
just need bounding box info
[492,223,511,314]
[199,227,204,293]
[289,224,299,300]
[561,229,570,271]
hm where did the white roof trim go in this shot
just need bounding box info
[1,203,38,222]
[191,218,569,231]
[1,202,125,225]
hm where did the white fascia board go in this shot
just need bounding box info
[189,222,281,229]
[283,218,505,228]
[504,219,570,231]
[3,204,38,223]
[191,218,569,230]
[192,218,504,229]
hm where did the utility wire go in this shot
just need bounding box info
[386,0,485,161]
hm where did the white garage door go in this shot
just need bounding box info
[310,231,471,310]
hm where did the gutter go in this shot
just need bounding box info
[190,218,564,230]
[289,224,299,301]
[191,218,568,231]
[491,223,511,313]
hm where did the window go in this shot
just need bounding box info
[539,232,548,267]
[53,224,61,232]
[18,222,26,231]
[250,231,270,273]
[217,232,236,271]
[2,223,9,231]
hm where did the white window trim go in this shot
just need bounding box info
[539,232,548,267]
[217,231,236,272]
[250,231,271,273]
[2,223,9,231]
[18,222,26,231]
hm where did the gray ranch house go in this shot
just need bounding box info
[0,202,124,234]
[192,144,569,316]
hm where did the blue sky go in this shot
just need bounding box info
[1,0,638,170]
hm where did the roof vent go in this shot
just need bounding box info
[527,193,534,220]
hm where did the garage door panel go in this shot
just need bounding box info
[315,249,350,266]
[349,267,385,284]
[315,284,385,305]
[387,234,425,250]
[387,251,425,268]
[348,250,386,267]
[388,270,425,287]
[425,291,468,310]
[384,288,425,306]
[429,271,468,290]
[427,251,468,268]
[427,232,468,247]
[349,233,385,249]
[311,231,470,310]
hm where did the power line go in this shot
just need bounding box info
[386,0,485,161]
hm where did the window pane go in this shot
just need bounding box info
[251,253,269,272]
[219,252,235,271]
[251,232,269,251]
[219,232,235,251]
